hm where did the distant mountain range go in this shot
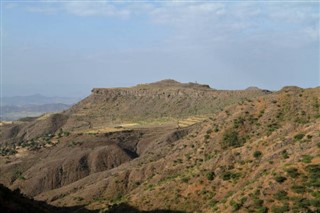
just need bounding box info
[2,94,80,106]
[0,94,80,120]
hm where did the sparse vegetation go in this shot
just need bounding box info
[271,204,290,213]
[222,130,244,148]
[0,147,17,156]
[253,151,262,159]
[206,172,215,181]
[273,190,288,200]
[281,150,289,159]
[291,185,306,194]
[294,133,305,141]
[274,175,287,183]
[286,168,299,178]
[0,82,319,212]
[300,155,313,163]
[221,171,241,181]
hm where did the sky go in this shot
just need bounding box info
[1,0,319,97]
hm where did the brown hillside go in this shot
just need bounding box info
[0,81,319,213]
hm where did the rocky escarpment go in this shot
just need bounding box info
[62,80,271,131]
[0,80,271,142]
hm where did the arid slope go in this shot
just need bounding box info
[0,82,319,213]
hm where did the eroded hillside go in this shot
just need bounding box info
[0,81,319,213]
[0,80,271,144]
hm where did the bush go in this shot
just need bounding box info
[274,175,287,183]
[206,129,212,134]
[221,171,241,181]
[286,168,300,178]
[300,155,313,163]
[281,150,289,159]
[181,177,190,183]
[257,206,268,213]
[233,117,245,128]
[310,199,320,208]
[312,191,320,199]
[305,164,320,187]
[267,122,279,134]
[273,190,288,200]
[253,197,263,206]
[291,197,311,210]
[206,172,215,181]
[209,199,218,208]
[291,185,306,194]
[230,200,242,211]
[204,134,210,140]
[271,204,289,213]
[253,151,262,159]
[222,130,243,148]
[294,133,305,141]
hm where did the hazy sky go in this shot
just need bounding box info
[2,1,319,97]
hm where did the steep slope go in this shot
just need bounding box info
[0,82,318,213]
[0,80,270,153]
[0,80,270,143]
[118,87,320,213]
[31,87,319,212]
[0,184,95,213]
[63,80,270,131]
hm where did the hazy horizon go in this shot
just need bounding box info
[2,1,319,97]
[2,78,320,99]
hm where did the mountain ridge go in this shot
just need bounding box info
[0,80,319,212]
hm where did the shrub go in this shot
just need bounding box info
[222,130,243,148]
[273,190,288,200]
[209,199,218,208]
[274,175,287,183]
[206,172,215,181]
[230,200,242,211]
[233,117,245,128]
[281,150,289,159]
[310,199,320,208]
[181,177,190,183]
[305,164,320,187]
[267,122,279,134]
[204,134,210,140]
[300,155,313,163]
[271,204,289,213]
[291,185,306,194]
[312,191,320,199]
[253,151,262,159]
[253,197,263,207]
[206,129,213,134]
[291,197,311,210]
[221,171,241,181]
[286,168,300,178]
[257,206,268,213]
[294,133,305,141]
